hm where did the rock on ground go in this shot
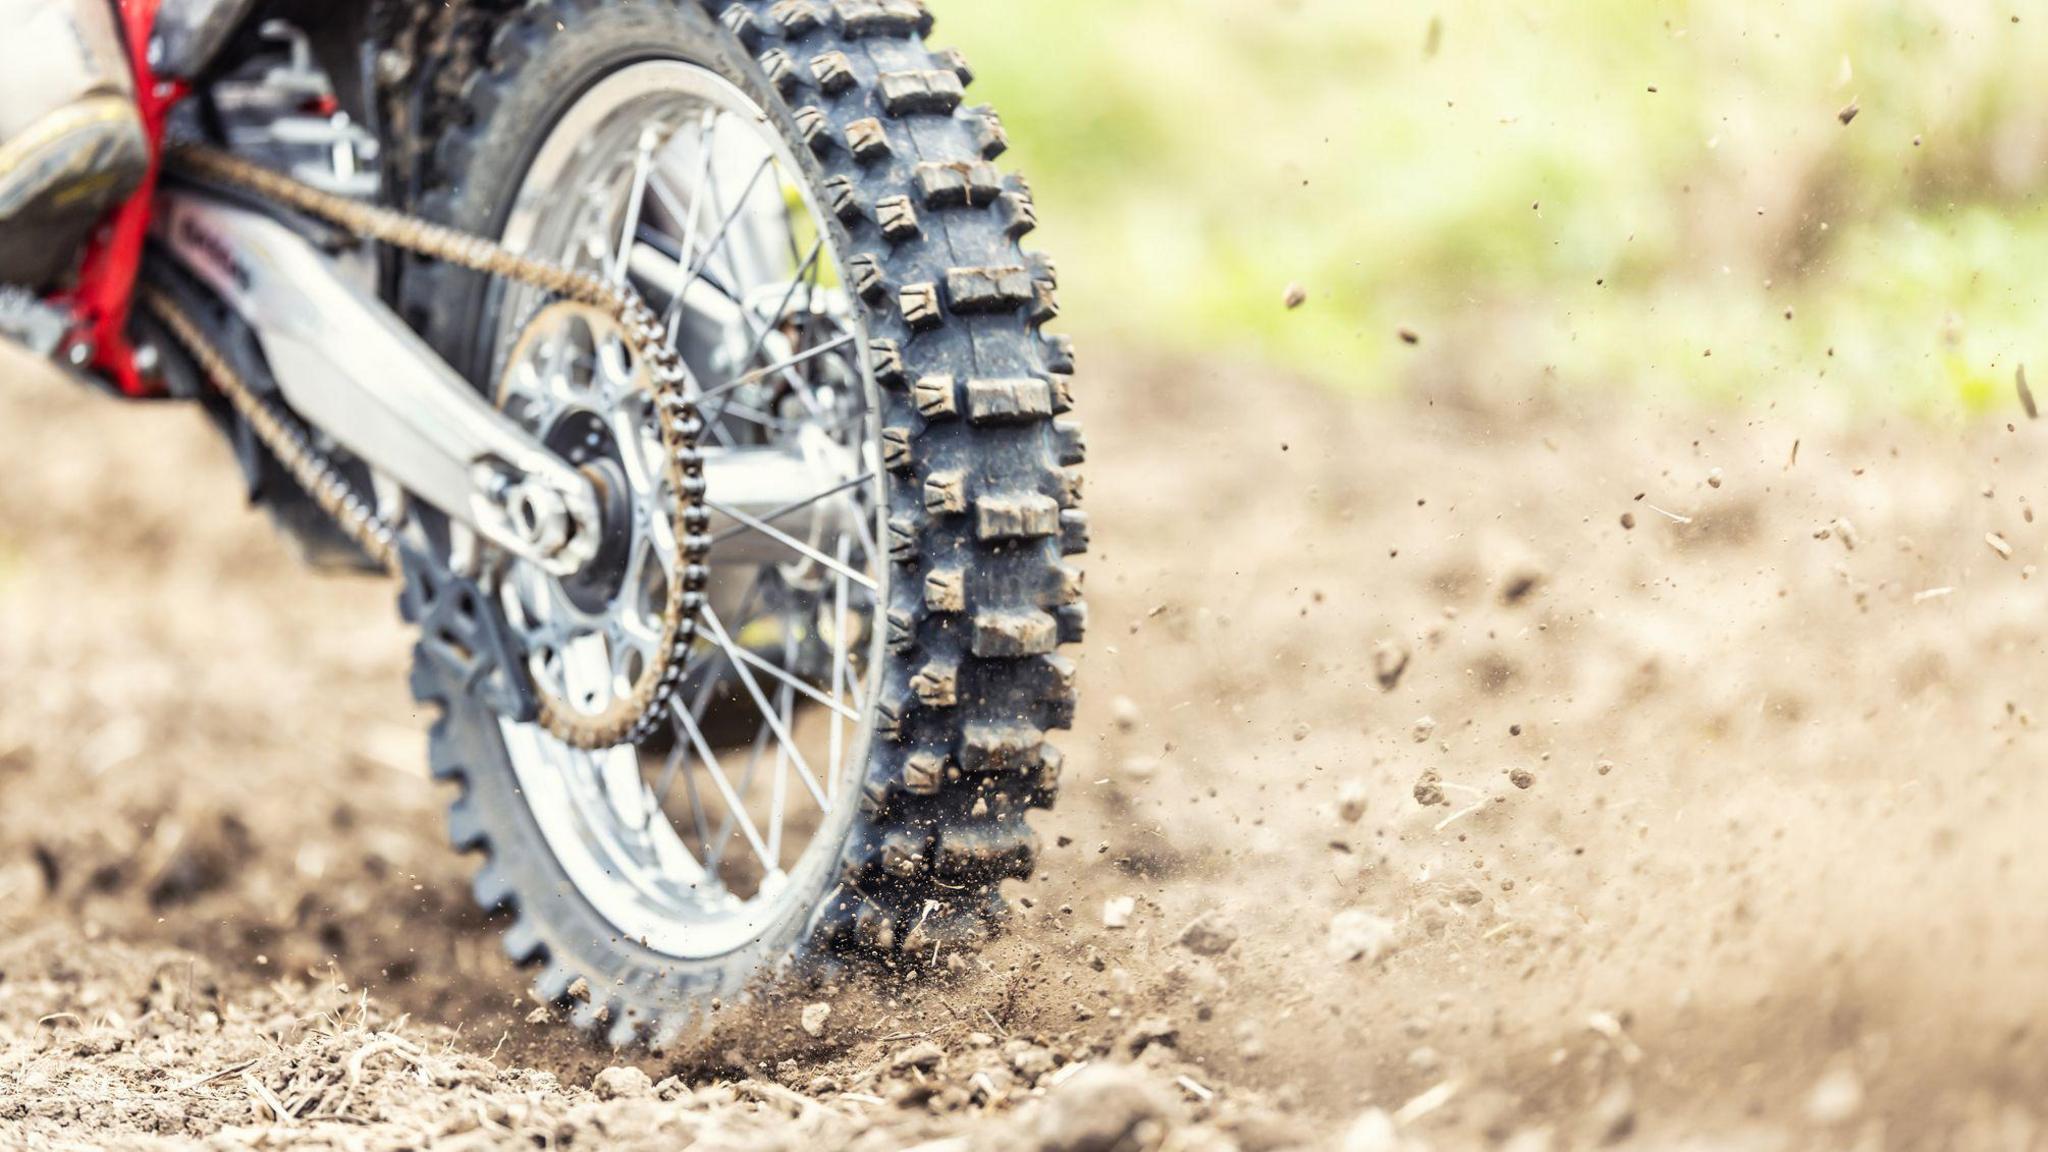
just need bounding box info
[1025,1064,1182,1152]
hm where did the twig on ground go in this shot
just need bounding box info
[1393,1078,1461,1126]
[981,1007,1010,1038]
[838,1092,888,1107]
[174,1058,258,1091]
[242,1070,295,1124]
[1434,800,1488,832]
[347,1035,426,1086]
[740,1078,820,1117]
[1046,1060,1090,1088]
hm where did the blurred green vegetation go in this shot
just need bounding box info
[940,1,2048,412]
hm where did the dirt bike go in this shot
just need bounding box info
[4,0,1083,1048]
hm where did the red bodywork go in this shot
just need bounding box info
[65,0,184,398]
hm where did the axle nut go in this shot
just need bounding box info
[505,479,573,557]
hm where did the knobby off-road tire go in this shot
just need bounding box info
[381,0,1084,1046]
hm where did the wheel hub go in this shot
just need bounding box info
[543,410,637,613]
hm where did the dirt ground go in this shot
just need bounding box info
[8,342,2048,1151]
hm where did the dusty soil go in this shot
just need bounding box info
[7,344,2048,1150]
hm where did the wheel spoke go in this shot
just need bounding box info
[669,697,775,872]
[704,240,825,430]
[693,332,855,405]
[714,399,797,430]
[709,470,873,545]
[646,665,725,848]
[700,132,765,303]
[657,110,718,345]
[629,239,846,435]
[609,124,661,285]
[707,709,774,872]
[704,498,879,590]
[649,113,713,259]
[700,607,832,810]
[707,291,828,426]
[765,627,798,863]
[776,179,832,421]
[850,486,881,568]
[828,536,852,801]
[665,154,776,345]
[725,638,859,721]
[647,713,702,846]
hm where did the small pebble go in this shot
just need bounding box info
[1337,779,1370,823]
[1372,640,1411,691]
[1032,1065,1180,1152]
[1499,565,1545,605]
[891,1040,945,1072]
[1177,911,1240,956]
[1328,910,1398,963]
[1805,1066,1864,1126]
[1111,695,1142,731]
[1831,517,1859,551]
[800,1002,832,1038]
[1342,1108,1400,1152]
[592,1066,652,1100]
[1591,1084,1637,1144]
[1414,770,1446,807]
[1120,1016,1178,1056]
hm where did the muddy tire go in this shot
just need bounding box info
[380,0,1083,1047]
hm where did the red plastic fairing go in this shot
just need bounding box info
[66,0,185,397]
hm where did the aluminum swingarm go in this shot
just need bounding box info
[141,146,850,751]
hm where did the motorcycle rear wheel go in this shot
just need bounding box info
[381,0,1084,1046]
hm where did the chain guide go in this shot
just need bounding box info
[142,144,710,750]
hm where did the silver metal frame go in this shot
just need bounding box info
[155,192,606,574]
